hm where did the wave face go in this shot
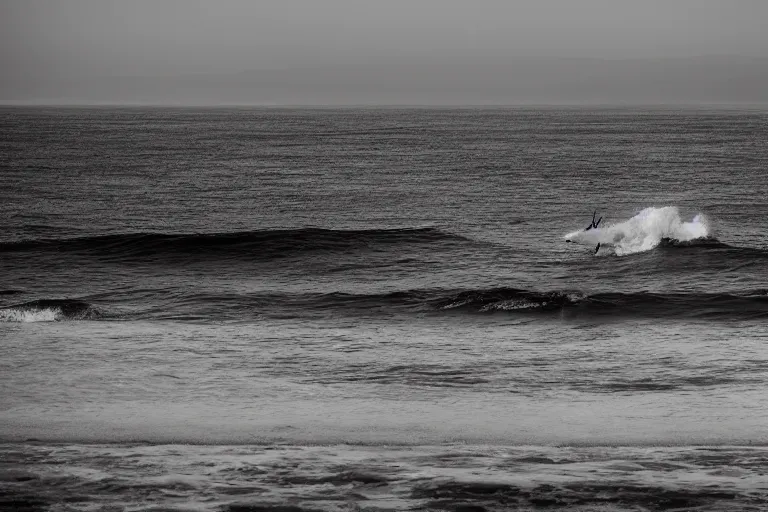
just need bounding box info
[565,206,710,255]
[10,288,768,323]
[341,287,768,320]
[434,288,580,312]
[433,287,768,320]
[0,299,98,322]
[0,227,464,263]
[61,287,765,322]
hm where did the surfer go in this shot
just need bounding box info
[565,210,602,254]
[585,211,601,231]
[586,211,602,253]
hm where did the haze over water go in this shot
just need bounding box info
[3,0,768,105]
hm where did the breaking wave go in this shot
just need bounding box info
[0,227,465,263]
[130,287,768,322]
[430,287,768,319]
[6,288,766,323]
[0,299,99,322]
[434,288,582,312]
[565,206,711,255]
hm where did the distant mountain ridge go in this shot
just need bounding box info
[3,55,767,105]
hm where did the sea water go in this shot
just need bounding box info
[2,107,767,510]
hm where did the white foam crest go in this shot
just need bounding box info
[440,298,474,310]
[480,299,539,312]
[0,307,61,322]
[565,206,710,256]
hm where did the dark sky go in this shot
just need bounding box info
[2,0,767,104]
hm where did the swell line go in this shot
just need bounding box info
[0,227,468,262]
[7,287,766,322]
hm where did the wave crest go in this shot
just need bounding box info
[0,227,464,262]
[435,288,581,312]
[179,287,768,321]
[658,236,726,248]
[0,299,99,322]
[429,287,768,320]
[7,288,768,322]
[565,207,711,255]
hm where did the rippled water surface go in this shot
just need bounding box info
[1,107,768,510]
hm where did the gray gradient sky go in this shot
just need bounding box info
[2,0,768,103]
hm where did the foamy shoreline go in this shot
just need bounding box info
[2,442,767,511]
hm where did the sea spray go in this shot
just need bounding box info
[565,206,710,255]
[0,299,97,322]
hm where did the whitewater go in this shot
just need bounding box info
[564,206,711,255]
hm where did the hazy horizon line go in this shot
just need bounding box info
[3,101,768,109]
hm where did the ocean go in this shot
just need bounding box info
[1,106,767,511]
